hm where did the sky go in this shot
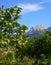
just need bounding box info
[0,0,51,30]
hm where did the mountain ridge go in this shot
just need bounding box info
[28,24,51,39]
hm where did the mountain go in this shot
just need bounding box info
[28,24,51,39]
[48,27,51,31]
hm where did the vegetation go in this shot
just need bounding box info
[0,6,51,65]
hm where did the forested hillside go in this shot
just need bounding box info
[0,6,51,65]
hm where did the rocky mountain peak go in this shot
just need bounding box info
[28,25,51,39]
[30,24,47,32]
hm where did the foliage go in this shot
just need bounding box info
[0,6,28,65]
[26,31,51,65]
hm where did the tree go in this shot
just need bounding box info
[23,31,51,65]
[30,31,51,65]
[0,6,28,64]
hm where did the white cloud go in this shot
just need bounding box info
[18,3,44,13]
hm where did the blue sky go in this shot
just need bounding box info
[0,0,51,30]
